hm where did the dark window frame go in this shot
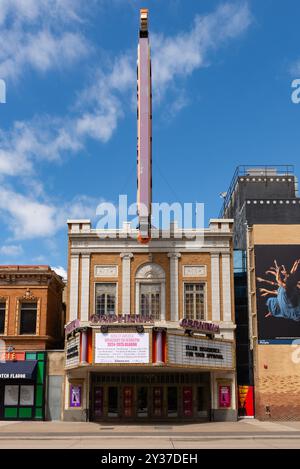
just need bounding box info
[19,301,38,335]
[0,301,6,334]
[95,283,117,317]
[184,283,206,320]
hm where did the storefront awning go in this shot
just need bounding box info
[0,360,38,380]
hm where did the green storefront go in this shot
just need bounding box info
[0,352,46,420]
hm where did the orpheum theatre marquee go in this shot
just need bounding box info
[65,316,234,371]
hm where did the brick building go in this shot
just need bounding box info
[0,265,65,350]
[0,265,65,421]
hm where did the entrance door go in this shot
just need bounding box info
[167,387,178,417]
[123,386,134,418]
[137,387,148,418]
[197,386,209,419]
[182,386,193,418]
[152,386,163,418]
[108,386,119,418]
[94,386,104,420]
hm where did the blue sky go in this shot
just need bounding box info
[0,0,300,278]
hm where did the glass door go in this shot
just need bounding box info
[167,387,178,417]
[137,387,148,418]
[108,386,119,418]
[197,386,208,419]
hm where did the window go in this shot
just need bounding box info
[184,283,205,320]
[4,385,34,406]
[95,283,116,316]
[140,283,160,320]
[0,301,5,334]
[20,302,37,335]
[4,385,19,406]
[20,386,34,406]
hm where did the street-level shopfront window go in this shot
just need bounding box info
[184,283,205,320]
[0,302,5,334]
[95,283,116,317]
[140,283,160,320]
[4,385,34,406]
[20,302,37,335]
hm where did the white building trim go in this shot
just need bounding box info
[80,254,90,321]
[168,253,181,322]
[211,253,221,322]
[69,254,79,321]
[120,253,133,315]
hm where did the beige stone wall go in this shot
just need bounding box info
[47,351,65,375]
[251,224,300,245]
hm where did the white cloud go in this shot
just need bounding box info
[52,265,67,280]
[0,0,91,80]
[290,59,300,76]
[0,2,253,243]
[151,2,252,102]
[0,187,99,239]
[0,118,83,176]
[0,52,136,176]
[0,0,86,25]
[0,2,252,176]
[76,54,135,142]
[0,244,23,257]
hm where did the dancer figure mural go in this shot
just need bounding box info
[255,245,300,342]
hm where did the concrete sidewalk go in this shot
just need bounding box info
[0,419,300,436]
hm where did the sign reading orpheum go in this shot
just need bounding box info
[168,334,233,369]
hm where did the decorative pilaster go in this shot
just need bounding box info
[80,254,90,322]
[168,253,181,322]
[81,329,88,364]
[120,253,133,315]
[155,330,163,364]
[69,254,79,321]
[211,253,221,322]
[222,253,232,322]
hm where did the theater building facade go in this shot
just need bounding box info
[64,219,237,422]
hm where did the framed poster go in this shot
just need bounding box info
[218,385,231,408]
[70,384,82,408]
[238,385,254,417]
[95,332,150,364]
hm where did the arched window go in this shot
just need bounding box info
[135,263,166,321]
